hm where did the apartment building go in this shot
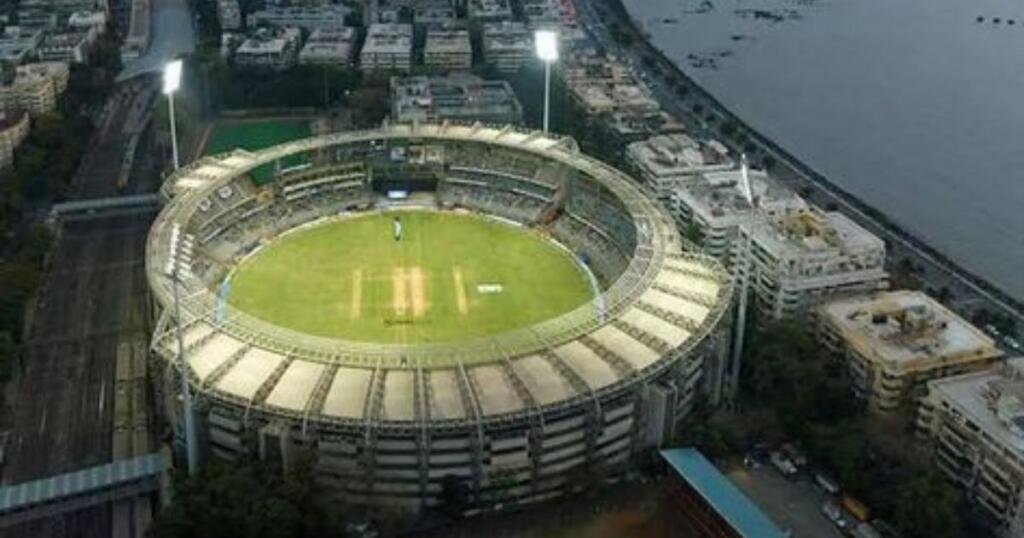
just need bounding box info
[298,26,357,66]
[743,208,888,318]
[216,0,241,31]
[469,0,513,22]
[482,21,531,74]
[668,168,806,266]
[233,27,301,70]
[360,23,412,72]
[423,28,472,71]
[390,74,522,124]
[820,290,1002,413]
[0,110,29,169]
[0,62,69,116]
[624,133,732,198]
[246,5,352,30]
[917,358,1024,528]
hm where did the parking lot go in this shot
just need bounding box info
[727,464,845,538]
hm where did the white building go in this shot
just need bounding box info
[917,358,1024,528]
[0,110,29,170]
[469,0,513,21]
[216,0,241,31]
[820,290,1003,414]
[414,5,456,27]
[391,74,523,124]
[0,62,70,116]
[482,21,531,74]
[624,133,732,198]
[668,168,806,266]
[67,11,107,31]
[423,28,472,71]
[0,29,43,64]
[234,27,301,70]
[360,23,412,72]
[743,208,888,318]
[247,6,352,30]
[298,27,357,66]
[38,29,97,63]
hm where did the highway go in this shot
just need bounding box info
[577,0,1022,340]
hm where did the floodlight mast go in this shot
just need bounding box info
[166,223,199,475]
[729,154,755,400]
[164,60,183,170]
[534,30,559,133]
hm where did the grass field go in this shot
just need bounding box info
[226,211,595,344]
[204,119,312,184]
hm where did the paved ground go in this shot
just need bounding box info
[727,465,844,538]
[420,481,698,538]
[119,0,195,80]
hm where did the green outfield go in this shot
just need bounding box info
[226,211,596,344]
[204,119,312,184]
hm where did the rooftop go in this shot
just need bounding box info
[822,290,1003,371]
[927,358,1024,456]
[424,28,472,54]
[363,23,413,55]
[627,133,732,179]
[753,208,885,259]
[675,168,806,225]
[660,448,787,538]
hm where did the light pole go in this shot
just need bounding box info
[163,60,183,170]
[534,30,559,133]
[729,154,756,400]
[165,223,199,475]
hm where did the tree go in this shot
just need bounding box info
[888,472,963,538]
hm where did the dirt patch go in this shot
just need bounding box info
[350,269,362,319]
[409,266,427,318]
[392,267,408,317]
[452,267,469,315]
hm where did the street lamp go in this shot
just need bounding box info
[163,60,183,170]
[165,222,199,475]
[534,30,559,133]
[729,154,756,399]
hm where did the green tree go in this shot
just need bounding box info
[888,472,963,538]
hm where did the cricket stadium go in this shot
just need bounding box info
[146,123,733,511]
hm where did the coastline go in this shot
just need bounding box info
[597,0,1023,322]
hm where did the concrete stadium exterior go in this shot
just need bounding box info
[146,123,733,512]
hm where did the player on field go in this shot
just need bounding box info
[393,216,403,242]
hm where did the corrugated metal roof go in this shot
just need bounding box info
[0,453,166,513]
[660,448,786,538]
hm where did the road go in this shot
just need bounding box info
[119,0,196,80]
[577,0,1022,342]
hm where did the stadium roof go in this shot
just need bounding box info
[660,448,786,538]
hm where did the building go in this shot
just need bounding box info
[0,110,29,169]
[469,0,513,22]
[668,168,807,266]
[0,29,44,64]
[414,4,456,27]
[148,124,733,512]
[38,30,97,63]
[298,27,357,66]
[15,9,59,31]
[521,0,562,28]
[917,358,1024,527]
[390,74,522,124]
[360,23,412,72]
[624,134,732,198]
[661,448,787,538]
[216,0,241,31]
[743,208,888,319]
[820,290,1003,413]
[67,10,108,31]
[233,27,301,70]
[423,28,471,71]
[0,62,70,116]
[482,21,532,74]
[246,5,352,30]
[120,0,150,60]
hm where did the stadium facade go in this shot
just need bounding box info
[146,123,733,511]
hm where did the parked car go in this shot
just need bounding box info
[821,500,848,530]
[814,472,841,495]
[770,451,798,477]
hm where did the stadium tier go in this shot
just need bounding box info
[146,123,733,511]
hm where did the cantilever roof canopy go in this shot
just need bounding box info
[661,448,787,538]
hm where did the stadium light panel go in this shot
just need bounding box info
[535,30,559,62]
[163,60,182,95]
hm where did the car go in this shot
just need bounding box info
[770,451,798,477]
[814,472,841,495]
[821,500,848,530]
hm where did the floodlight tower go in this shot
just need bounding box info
[534,30,559,133]
[165,223,199,475]
[163,60,183,170]
[728,154,756,399]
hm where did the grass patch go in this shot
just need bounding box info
[204,119,312,184]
